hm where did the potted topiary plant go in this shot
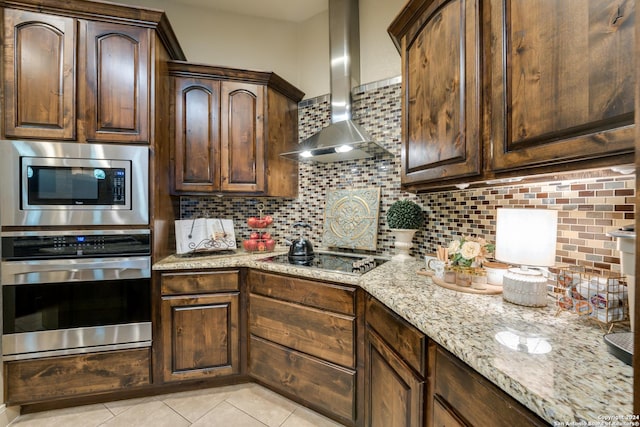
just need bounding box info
[387,199,424,262]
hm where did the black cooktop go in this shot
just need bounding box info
[257,252,386,275]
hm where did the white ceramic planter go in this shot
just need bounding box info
[391,229,417,262]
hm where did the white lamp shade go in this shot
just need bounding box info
[495,208,558,267]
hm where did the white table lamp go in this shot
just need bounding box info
[495,208,558,307]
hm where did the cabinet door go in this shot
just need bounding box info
[220,81,265,193]
[80,21,150,143]
[161,293,239,382]
[401,0,481,186]
[365,329,423,427]
[3,9,76,140]
[173,77,221,193]
[488,0,635,172]
[432,398,467,427]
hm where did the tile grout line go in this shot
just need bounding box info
[173,394,229,425]
[95,402,115,427]
[222,398,277,427]
[278,407,298,427]
[157,400,192,426]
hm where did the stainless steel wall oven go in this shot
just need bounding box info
[1,230,151,360]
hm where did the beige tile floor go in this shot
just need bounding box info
[9,383,346,427]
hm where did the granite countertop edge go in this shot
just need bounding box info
[153,251,634,424]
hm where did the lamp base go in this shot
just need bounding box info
[502,268,548,307]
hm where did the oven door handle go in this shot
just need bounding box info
[1,256,151,285]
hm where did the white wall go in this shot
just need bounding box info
[111,0,300,79]
[295,11,330,98]
[359,0,404,85]
[111,0,404,98]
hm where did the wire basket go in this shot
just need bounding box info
[553,266,628,331]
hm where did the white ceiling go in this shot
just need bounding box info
[169,0,328,22]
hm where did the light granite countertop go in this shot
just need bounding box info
[154,251,634,425]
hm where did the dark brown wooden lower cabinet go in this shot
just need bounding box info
[159,270,241,383]
[161,292,239,382]
[365,329,424,427]
[249,335,357,422]
[247,270,360,426]
[365,295,425,427]
[5,348,151,404]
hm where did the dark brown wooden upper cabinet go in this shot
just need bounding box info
[487,0,635,173]
[80,21,150,143]
[220,81,265,193]
[389,0,482,189]
[173,77,221,193]
[2,3,165,144]
[3,9,77,140]
[390,0,634,191]
[168,61,303,197]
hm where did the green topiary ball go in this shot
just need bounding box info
[387,200,424,230]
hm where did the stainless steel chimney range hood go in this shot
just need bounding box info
[281,0,391,163]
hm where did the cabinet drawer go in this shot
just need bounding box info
[161,270,239,295]
[249,293,355,368]
[433,344,547,427]
[366,295,426,376]
[249,335,356,423]
[5,348,150,404]
[249,270,356,315]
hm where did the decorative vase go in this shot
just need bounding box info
[455,268,472,287]
[391,229,417,262]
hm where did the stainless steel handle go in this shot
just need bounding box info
[1,256,151,285]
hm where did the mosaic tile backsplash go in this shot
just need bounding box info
[180,79,636,273]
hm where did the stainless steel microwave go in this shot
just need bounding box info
[0,140,149,227]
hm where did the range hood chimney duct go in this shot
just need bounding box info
[281,0,391,163]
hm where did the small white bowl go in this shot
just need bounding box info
[483,261,510,286]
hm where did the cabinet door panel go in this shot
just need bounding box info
[220,81,265,192]
[173,77,221,192]
[161,293,239,382]
[366,329,423,427]
[3,9,76,139]
[432,397,467,427]
[489,0,634,171]
[402,0,481,185]
[81,21,149,143]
